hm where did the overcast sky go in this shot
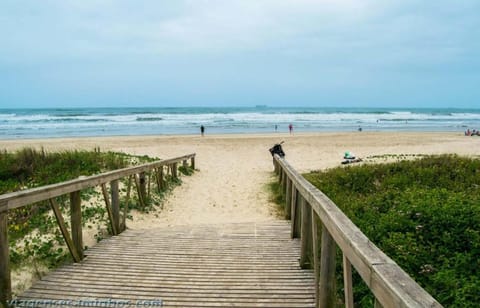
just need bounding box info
[1,0,479,108]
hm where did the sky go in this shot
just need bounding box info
[0,0,479,109]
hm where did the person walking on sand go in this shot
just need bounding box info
[288,123,293,135]
[200,125,205,137]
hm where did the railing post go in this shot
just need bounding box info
[343,255,354,308]
[70,191,83,260]
[278,167,283,184]
[300,199,312,268]
[285,178,292,219]
[292,191,302,239]
[111,180,120,233]
[312,208,320,308]
[49,199,81,262]
[191,156,195,170]
[319,224,336,308]
[139,172,147,203]
[0,211,11,305]
[182,159,188,169]
[172,163,178,179]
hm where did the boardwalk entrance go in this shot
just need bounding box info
[17,222,315,308]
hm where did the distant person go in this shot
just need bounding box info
[200,125,205,136]
[288,123,293,134]
[275,124,278,132]
[358,127,362,132]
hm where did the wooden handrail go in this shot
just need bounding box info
[0,153,195,213]
[0,153,196,304]
[273,154,442,308]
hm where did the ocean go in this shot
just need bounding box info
[1,107,479,139]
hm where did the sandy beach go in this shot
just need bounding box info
[2,132,480,228]
[3,131,480,295]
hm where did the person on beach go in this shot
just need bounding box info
[200,125,205,136]
[288,124,293,134]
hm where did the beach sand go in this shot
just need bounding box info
[2,132,480,228]
[3,131,480,295]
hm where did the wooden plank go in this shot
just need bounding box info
[122,175,132,231]
[17,222,316,308]
[285,178,292,220]
[101,183,117,236]
[300,199,312,269]
[139,172,147,204]
[311,209,320,308]
[49,199,81,262]
[0,211,11,304]
[147,173,151,199]
[292,190,302,239]
[0,153,196,213]
[191,156,195,170]
[134,174,146,208]
[111,180,120,234]
[172,163,178,179]
[70,191,83,260]
[319,224,336,308]
[343,254,354,308]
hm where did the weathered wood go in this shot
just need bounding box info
[343,254,354,308]
[292,189,302,239]
[285,179,292,220]
[122,176,132,231]
[147,173,151,199]
[278,167,283,184]
[134,174,146,208]
[158,167,164,191]
[319,224,336,308]
[17,222,316,308]
[0,153,196,213]
[49,199,81,263]
[183,159,188,169]
[139,172,147,203]
[300,199,312,269]
[273,155,441,307]
[101,183,118,236]
[111,180,120,234]
[172,163,178,179]
[191,156,195,170]
[70,191,83,260]
[374,298,383,308]
[0,211,11,304]
[311,209,320,308]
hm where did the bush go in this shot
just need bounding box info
[304,155,480,307]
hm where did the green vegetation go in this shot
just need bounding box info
[1,148,190,290]
[301,155,480,307]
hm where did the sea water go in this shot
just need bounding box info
[0,107,479,139]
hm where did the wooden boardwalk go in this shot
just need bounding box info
[18,221,315,308]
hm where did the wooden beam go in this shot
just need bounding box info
[134,174,146,209]
[191,156,195,170]
[122,175,132,231]
[285,178,292,220]
[319,224,336,308]
[292,190,302,239]
[49,199,81,262]
[139,172,147,204]
[312,209,320,308]
[111,180,120,234]
[343,255,354,308]
[70,191,83,260]
[0,211,11,304]
[300,199,312,269]
[172,163,178,179]
[101,183,117,236]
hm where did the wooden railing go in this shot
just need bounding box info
[273,155,442,308]
[0,153,196,303]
